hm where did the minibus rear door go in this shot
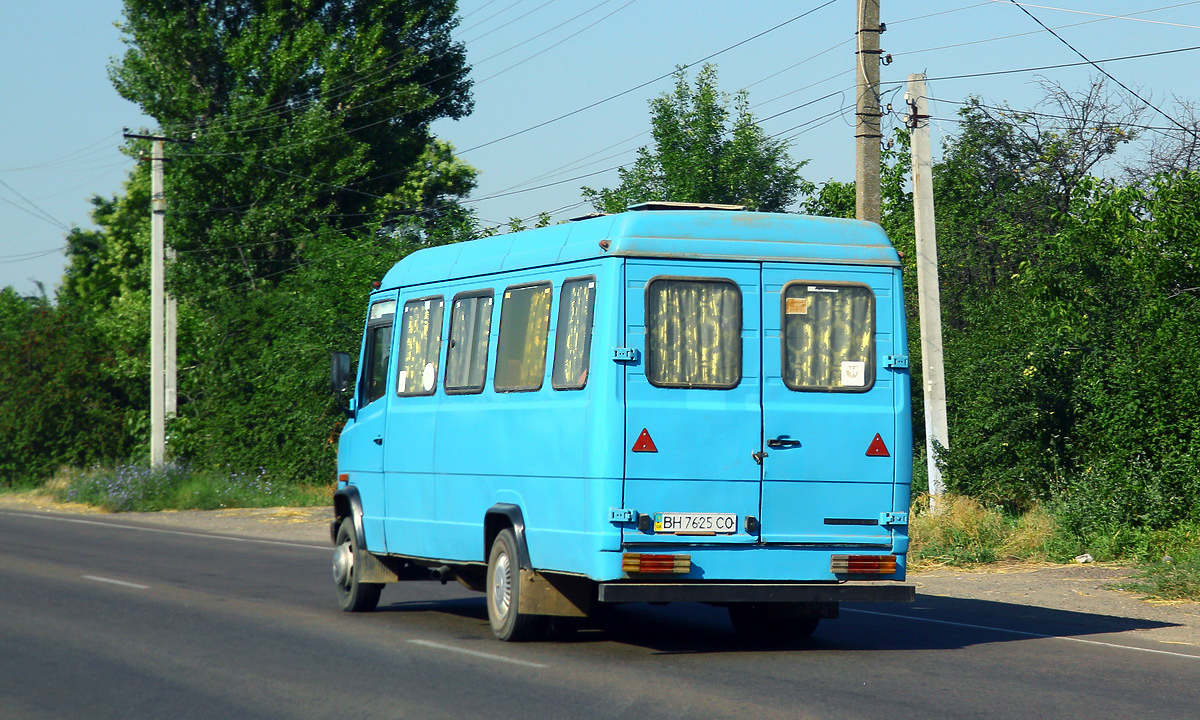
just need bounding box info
[759,265,898,545]
[622,260,763,545]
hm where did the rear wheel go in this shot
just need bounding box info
[728,603,819,641]
[486,528,544,641]
[333,517,383,612]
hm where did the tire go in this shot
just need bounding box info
[486,528,544,641]
[333,517,383,612]
[728,603,819,642]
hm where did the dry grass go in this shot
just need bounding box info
[908,494,1062,569]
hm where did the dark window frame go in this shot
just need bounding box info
[444,289,495,395]
[779,280,876,393]
[395,294,445,398]
[552,276,597,391]
[644,275,743,390]
[494,281,554,393]
[359,299,396,407]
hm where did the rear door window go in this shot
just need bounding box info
[781,282,874,392]
[645,277,741,389]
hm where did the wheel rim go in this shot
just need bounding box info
[491,550,512,619]
[333,539,354,588]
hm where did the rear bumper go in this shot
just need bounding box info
[596,581,914,604]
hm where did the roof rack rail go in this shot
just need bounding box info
[627,201,745,212]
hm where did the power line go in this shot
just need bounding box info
[893,1,1200,60]
[990,0,1200,31]
[880,44,1200,85]
[1004,0,1197,138]
[0,178,72,232]
[456,0,843,155]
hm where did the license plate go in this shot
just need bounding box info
[654,512,738,535]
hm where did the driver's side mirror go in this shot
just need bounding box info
[330,352,354,419]
[330,351,352,394]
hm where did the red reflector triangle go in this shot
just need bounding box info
[866,434,890,457]
[632,428,658,453]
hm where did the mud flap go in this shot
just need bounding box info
[518,569,594,617]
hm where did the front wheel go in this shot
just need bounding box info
[486,528,544,641]
[333,517,383,612]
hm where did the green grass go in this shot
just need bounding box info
[44,463,332,512]
[909,494,1200,602]
[1119,550,1200,601]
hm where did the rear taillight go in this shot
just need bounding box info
[622,553,691,574]
[830,554,897,574]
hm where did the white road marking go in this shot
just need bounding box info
[407,639,548,668]
[0,510,326,551]
[846,608,1200,660]
[83,575,150,590]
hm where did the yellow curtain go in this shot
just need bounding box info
[554,280,594,388]
[783,285,872,390]
[647,280,739,387]
[496,285,551,391]
[397,299,443,396]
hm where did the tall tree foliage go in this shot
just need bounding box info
[49,0,481,482]
[583,65,810,213]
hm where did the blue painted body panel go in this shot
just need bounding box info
[338,210,912,587]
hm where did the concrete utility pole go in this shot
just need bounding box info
[855,0,883,224]
[906,74,949,503]
[124,130,177,466]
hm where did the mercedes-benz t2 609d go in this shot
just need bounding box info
[330,203,915,641]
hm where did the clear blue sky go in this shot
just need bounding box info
[3,0,1199,296]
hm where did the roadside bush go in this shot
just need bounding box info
[52,463,330,512]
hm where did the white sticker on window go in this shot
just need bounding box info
[422,363,435,392]
[841,361,866,387]
[397,370,408,393]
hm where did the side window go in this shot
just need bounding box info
[552,277,596,390]
[494,282,552,392]
[781,283,874,392]
[361,300,396,406]
[396,297,444,397]
[445,291,494,394]
[645,278,741,389]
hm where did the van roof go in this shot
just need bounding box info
[379,210,900,290]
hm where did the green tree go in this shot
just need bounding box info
[583,65,810,213]
[0,290,139,483]
[47,0,484,484]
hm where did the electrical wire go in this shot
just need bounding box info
[1003,0,1197,139]
[880,44,1200,85]
[989,0,1200,31]
[0,179,72,232]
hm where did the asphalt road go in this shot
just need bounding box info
[2,508,1198,720]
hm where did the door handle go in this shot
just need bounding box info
[767,436,801,449]
[373,437,383,446]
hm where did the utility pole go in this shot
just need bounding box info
[124,130,177,466]
[905,74,949,503]
[855,0,883,224]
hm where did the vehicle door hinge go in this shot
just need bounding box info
[611,347,639,363]
[884,354,909,369]
[608,508,638,523]
[879,511,909,526]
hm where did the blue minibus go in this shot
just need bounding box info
[330,203,915,641]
